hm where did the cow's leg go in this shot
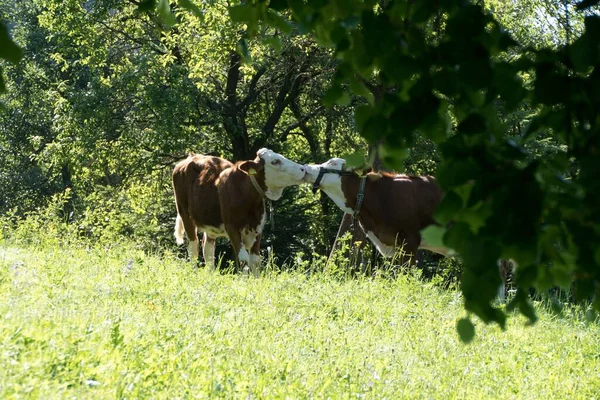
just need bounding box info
[248,233,262,278]
[225,226,248,274]
[202,233,216,271]
[497,259,514,303]
[177,207,198,263]
[398,234,420,267]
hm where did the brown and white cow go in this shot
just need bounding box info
[305,157,514,300]
[172,148,306,275]
[304,158,446,264]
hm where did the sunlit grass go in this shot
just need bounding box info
[1,242,599,398]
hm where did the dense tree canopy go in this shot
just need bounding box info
[1,0,600,340]
[225,0,600,337]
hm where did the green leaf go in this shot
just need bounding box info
[420,225,448,251]
[417,103,451,144]
[379,144,409,170]
[323,84,350,107]
[443,222,474,254]
[457,318,475,343]
[569,16,600,73]
[383,54,421,85]
[0,21,23,64]
[269,0,289,12]
[157,0,177,27]
[262,36,282,52]
[354,105,373,132]
[138,0,157,12]
[411,0,437,24]
[434,191,463,225]
[457,113,487,135]
[341,151,365,169]
[533,62,568,106]
[266,9,292,34]
[493,62,525,111]
[349,79,374,105]
[361,115,388,143]
[229,4,250,22]
[0,68,5,93]
[178,0,204,21]
[463,200,494,233]
[237,38,252,63]
[436,158,481,188]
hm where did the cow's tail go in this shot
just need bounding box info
[174,214,185,245]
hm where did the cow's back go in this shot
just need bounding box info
[172,154,233,230]
[407,175,443,228]
[358,174,443,237]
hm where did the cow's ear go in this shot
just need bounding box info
[238,160,261,175]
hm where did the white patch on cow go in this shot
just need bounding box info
[242,229,259,250]
[257,209,266,234]
[203,233,216,270]
[257,148,306,200]
[302,164,321,183]
[238,247,250,264]
[187,239,199,262]
[366,231,396,258]
[319,174,353,214]
[304,158,353,213]
[174,215,185,245]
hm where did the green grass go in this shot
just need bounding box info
[1,241,599,399]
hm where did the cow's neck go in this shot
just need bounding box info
[340,174,379,235]
[340,174,367,216]
[319,174,367,215]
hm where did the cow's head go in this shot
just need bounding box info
[303,158,355,214]
[239,148,306,200]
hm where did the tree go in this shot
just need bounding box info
[0,0,367,262]
[224,0,600,339]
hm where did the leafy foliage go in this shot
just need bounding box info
[0,17,22,99]
[0,0,371,264]
[230,0,600,331]
[3,0,600,340]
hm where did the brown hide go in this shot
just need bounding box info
[341,172,443,261]
[217,160,267,261]
[172,154,267,269]
[172,155,233,241]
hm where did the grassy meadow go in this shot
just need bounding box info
[1,241,599,399]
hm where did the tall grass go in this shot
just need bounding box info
[1,240,599,398]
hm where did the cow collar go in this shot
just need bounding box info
[354,175,367,216]
[248,170,275,229]
[248,169,266,199]
[312,167,367,217]
[311,167,356,194]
